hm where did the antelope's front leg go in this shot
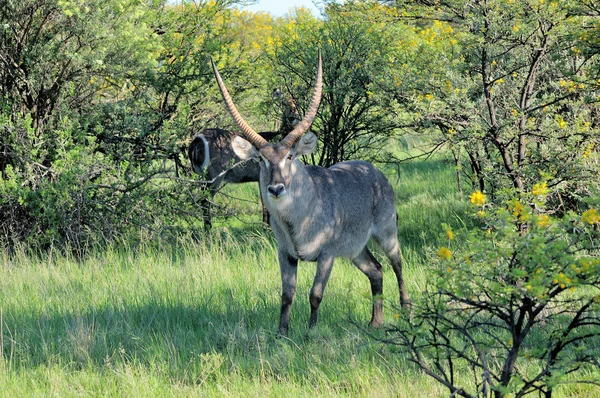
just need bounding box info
[309,253,334,329]
[278,251,298,336]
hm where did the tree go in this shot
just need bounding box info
[0,0,253,251]
[373,1,600,395]
[267,2,404,166]
[387,0,600,210]
[0,0,156,130]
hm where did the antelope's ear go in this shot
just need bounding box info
[295,132,317,155]
[232,136,259,160]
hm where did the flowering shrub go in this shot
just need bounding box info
[389,190,600,397]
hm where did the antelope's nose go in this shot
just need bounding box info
[267,183,286,197]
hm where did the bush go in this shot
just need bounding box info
[388,189,600,397]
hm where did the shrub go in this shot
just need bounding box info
[389,190,600,397]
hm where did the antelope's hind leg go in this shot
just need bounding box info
[374,232,411,309]
[351,248,384,327]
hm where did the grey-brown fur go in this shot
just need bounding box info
[214,53,410,335]
[232,134,411,335]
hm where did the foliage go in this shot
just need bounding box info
[267,2,404,166]
[0,0,259,252]
[388,0,600,210]
[389,189,600,397]
[0,0,156,130]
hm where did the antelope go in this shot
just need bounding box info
[188,129,279,227]
[188,91,302,228]
[211,53,410,335]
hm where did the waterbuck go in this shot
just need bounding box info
[211,54,410,335]
[188,91,302,228]
[188,129,280,227]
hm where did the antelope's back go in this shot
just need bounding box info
[324,160,396,215]
[287,160,397,259]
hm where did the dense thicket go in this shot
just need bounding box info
[0,0,253,251]
[1,0,599,250]
[382,1,600,395]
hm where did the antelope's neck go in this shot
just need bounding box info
[267,165,321,260]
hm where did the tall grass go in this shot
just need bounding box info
[2,156,594,396]
[0,234,445,397]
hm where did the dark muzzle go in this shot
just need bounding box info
[267,183,285,197]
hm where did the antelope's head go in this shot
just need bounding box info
[211,53,322,200]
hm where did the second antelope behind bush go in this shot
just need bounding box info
[211,53,411,336]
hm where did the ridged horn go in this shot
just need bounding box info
[280,51,323,149]
[211,57,268,148]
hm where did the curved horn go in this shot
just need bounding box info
[280,52,323,149]
[210,57,268,148]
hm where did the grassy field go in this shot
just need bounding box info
[1,156,597,397]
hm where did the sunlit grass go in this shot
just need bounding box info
[0,234,446,397]
[1,155,597,396]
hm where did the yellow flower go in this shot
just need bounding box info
[532,182,548,196]
[469,190,486,206]
[509,200,529,221]
[537,215,549,227]
[394,313,401,319]
[583,143,593,158]
[438,246,452,260]
[582,209,600,225]
[446,229,455,240]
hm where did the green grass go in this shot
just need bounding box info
[0,235,446,397]
[1,156,597,396]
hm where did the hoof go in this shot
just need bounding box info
[369,319,383,328]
